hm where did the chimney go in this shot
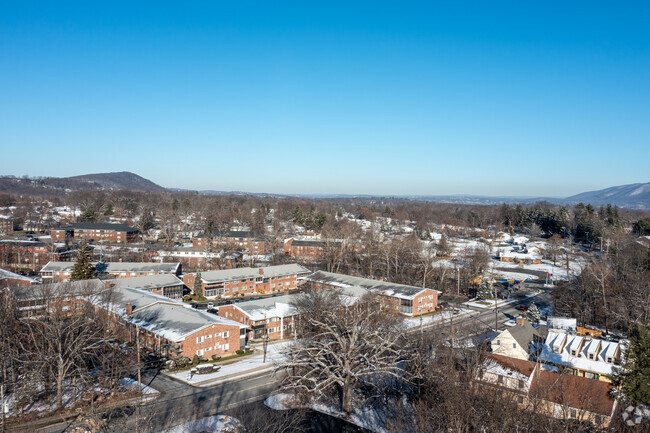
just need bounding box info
[516,314,527,326]
[259,268,264,275]
[126,303,133,315]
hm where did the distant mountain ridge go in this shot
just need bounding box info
[0,171,164,195]
[566,183,650,210]
[1,172,648,210]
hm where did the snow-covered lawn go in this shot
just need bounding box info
[463,292,541,310]
[167,341,291,386]
[401,308,474,330]
[157,415,241,433]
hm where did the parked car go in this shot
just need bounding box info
[207,302,214,310]
[517,305,528,311]
[438,301,449,309]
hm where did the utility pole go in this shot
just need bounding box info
[493,279,498,332]
[1,384,5,433]
[136,326,141,433]
[263,314,268,363]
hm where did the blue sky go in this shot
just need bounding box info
[1,2,649,197]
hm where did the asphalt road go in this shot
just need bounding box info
[37,371,283,433]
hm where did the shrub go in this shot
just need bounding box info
[211,354,221,361]
[192,355,200,366]
[236,349,245,355]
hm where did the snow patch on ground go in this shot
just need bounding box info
[167,341,291,386]
[157,415,241,433]
[265,393,388,433]
[401,308,474,330]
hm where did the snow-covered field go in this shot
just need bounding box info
[167,341,291,386]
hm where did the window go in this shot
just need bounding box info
[223,331,229,338]
[512,343,517,349]
[518,380,524,389]
[495,340,500,346]
[517,396,524,404]
[497,375,504,384]
[222,344,229,352]
[571,350,576,356]
[570,409,577,418]
[197,349,204,356]
[607,357,612,363]
[196,336,205,344]
[589,354,594,360]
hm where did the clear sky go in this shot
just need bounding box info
[1,2,649,197]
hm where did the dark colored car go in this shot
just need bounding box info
[517,305,528,311]
[438,301,449,309]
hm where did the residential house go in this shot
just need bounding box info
[183,264,311,299]
[538,331,624,382]
[491,316,547,360]
[476,353,617,427]
[305,270,440,316]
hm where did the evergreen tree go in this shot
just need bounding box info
[477,278,493,300]
[527,303,541,323]
[194,272,203,297]
[613,324,650,406]
[70,243,95,281]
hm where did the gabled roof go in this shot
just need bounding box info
[40,261,181,274]
[529,370,616,417]
[506,320,547,352]
[9,279,106,301]
[290,239,327,247]
[482,354,537,381]
[539,331,624,377]
[0,268,37,283]
[305,270,441,300]
[199,264,310,284]
[96,286,245,343]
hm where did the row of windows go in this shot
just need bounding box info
[196,331,229,343]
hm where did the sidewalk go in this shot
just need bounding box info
[164,341,291,387]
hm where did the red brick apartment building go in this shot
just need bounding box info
[50,223,139,243]
[182,264,311,299]
[3,279,106,319]
[218,285,368,341]
[95,286,246,359]
[305,270,440,316]
[0,239,54,270]
[0,217,16,234]
[40,261,182,282]
[193,230,267,254]
[109,273,186,299]
[0,267,37,288]
[283,238,327,261]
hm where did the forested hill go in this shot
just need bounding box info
[0,171,165,195]
[566,183,650,210]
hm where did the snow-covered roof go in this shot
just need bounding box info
[109,274,184,291]
[539,331,624,377]
[306,270,441,300]
[0,268,37,283]
[97,286,245,343]
[40,261,181,274]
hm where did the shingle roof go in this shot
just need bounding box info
[290,239,327,247]
[305,270,441,300]
[10,279,106,301]
[506,320,546,352]
[529,370,616,417]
